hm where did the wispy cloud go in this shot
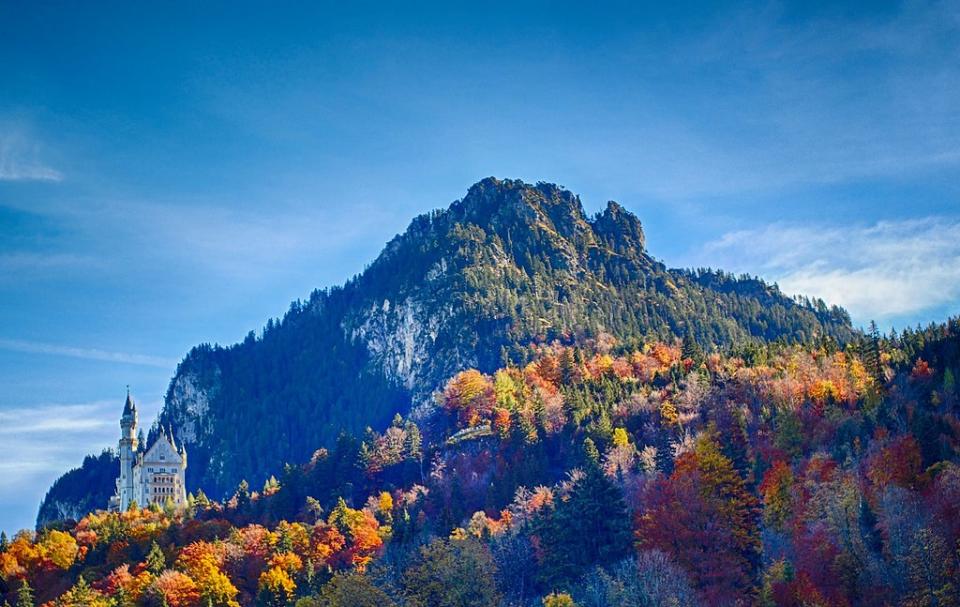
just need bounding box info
[0,397,161,533]
[588,1,960,199]
[0,192,405,283]
[0,338,177,368]
[0,134,62,182]
[690,218,960,325]
[0,401,115,437]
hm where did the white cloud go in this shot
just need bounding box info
[0,134,62,182]
[0,338,177,368]
[691,218,960,324]
[0,397,161,532]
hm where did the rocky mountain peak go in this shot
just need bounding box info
[591,200,646,255]
[450,177,589,243]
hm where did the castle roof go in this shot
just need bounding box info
[122,389,137,417]
[139,429,186,466]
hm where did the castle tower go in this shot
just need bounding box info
[118,388,139,510]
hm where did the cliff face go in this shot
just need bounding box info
[43,177,855,512]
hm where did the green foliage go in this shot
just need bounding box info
[536,464,632,589]
[15,580,33,607]
[315,573,396,607]
[403,538,501,607]
[145,540,166,575]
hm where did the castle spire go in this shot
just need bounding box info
[168,424,178,451]
[122,387,137,418]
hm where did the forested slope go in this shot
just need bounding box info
[39,177,854,522]
[10,318,960,606]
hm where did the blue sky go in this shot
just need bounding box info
[1,0,959,533]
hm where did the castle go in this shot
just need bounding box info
[108,390,188,511]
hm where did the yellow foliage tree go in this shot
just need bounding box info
[612,427,630,447]
[258,566,296,606]
[543,592,577,606]
[378,491,394,514]
[660,401,679,426]
[43,529,79,570]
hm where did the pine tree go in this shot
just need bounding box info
[681,332,704,366]
[864,320,883,383]
[559,348,576,384]
[263,475,280,493]
[537,462,632,588]
[582,437,600,465]
[944,368,956,395]
[145,540,166,575]
[194,488,211,509]
[15,580,33,607]
[305,496,324,522]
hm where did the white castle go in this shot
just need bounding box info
[109,390,188,511]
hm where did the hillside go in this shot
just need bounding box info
[39,177,854,520]
[8,319,960,606]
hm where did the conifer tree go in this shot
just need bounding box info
[194,488,211,509]
[145,540,166,575]
[864,320,884,383]
[15,580,33,607]
[537,461,632,588]
[582,437,600,465]
[681,332,704,366]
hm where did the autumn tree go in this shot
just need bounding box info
[636,432,760,603]
[42,529,79,570]
[149,571,201,607]
[759,461,794,531]
[542,592,576,607]
[327,498,383,571]
[443,370,495,427]
[176,541,239,607]
[257,566,296,607]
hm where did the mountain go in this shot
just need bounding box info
[36,451,117,526]
[39,177,854,521]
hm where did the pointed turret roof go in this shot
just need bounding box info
[168,425,178,451]
[122,387,137,417]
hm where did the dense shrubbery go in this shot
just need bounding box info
[7,318,960,606]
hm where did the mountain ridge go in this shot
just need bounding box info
[39,177,854,521]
